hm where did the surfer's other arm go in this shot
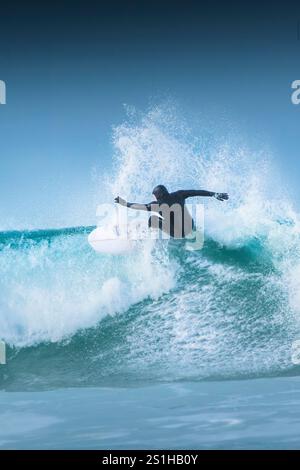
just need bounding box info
[114,196,155,212]
[177,190,229,201]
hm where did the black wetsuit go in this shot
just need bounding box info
[125,190,215,238]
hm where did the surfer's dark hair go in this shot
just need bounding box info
[152,185,169,199]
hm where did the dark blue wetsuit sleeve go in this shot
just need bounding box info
[125,201,159,212]
[175,190,215,199]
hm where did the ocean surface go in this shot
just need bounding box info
[1,107,300,448]
[1,223,300,449]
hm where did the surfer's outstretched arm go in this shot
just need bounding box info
[114,196,157,212]
[176,190,229,201]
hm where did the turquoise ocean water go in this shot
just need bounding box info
[1,223,300,449]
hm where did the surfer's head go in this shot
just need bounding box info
[152,185,169,200]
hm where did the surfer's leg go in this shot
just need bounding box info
[182,207,194,238]
[182,218,194,237]
[148,215,162,230]
[148,215,175,238]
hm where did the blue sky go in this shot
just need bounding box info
[0,1,300,228]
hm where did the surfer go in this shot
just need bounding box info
[114,185,228,238]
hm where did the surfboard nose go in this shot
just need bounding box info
[88,227,134,254]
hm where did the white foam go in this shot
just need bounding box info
[0,232,175,347]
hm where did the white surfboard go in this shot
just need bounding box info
[88,225,135,254]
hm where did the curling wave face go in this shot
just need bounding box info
[1,104,300,390]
